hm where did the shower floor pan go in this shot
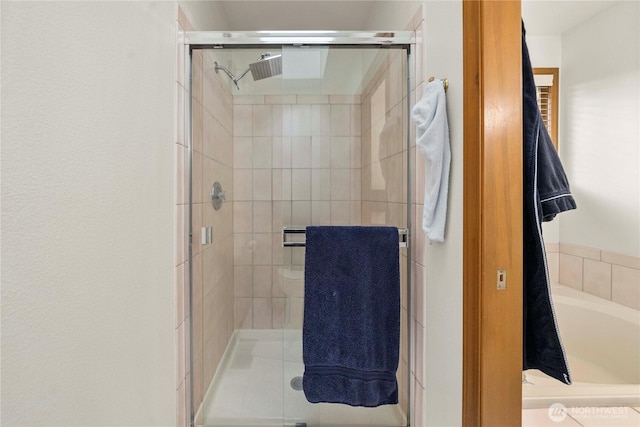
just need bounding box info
[195,329,405,427]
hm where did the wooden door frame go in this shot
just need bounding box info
[463,1,524,426]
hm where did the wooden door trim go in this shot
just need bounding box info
[463,1,523,426]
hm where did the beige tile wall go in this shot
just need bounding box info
[191,48,235,413]
[551,242,640,310]
[176,8,236,423]
[232,94,362,329]
[359,19,419,419]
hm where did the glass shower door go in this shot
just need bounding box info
[275,45,410,427]
[189,33,411,427]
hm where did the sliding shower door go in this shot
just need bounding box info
[188,33,412,427]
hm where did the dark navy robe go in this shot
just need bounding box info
[522,22,577,385]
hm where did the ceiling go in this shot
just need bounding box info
[522,0,618,35]
[213,1,619,35]
[217,1,377,30]
[189,1,622,95]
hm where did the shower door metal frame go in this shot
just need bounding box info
[184,31,415,427]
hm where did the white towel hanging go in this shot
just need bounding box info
[411,79,451,243]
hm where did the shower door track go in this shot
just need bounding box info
[183,30,415,427]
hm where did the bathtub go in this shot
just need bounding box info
[522,285,640,409]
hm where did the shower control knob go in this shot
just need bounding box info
[211,182,226,210]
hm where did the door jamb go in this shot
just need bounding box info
[463,1,524,425]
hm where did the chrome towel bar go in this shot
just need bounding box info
[282,226,409,248]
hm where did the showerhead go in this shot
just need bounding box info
[249,53,282,81]
[214,53,282,90]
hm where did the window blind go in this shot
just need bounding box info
[533,68,559,149]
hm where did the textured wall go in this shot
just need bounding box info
[419,2,464,426]
[559,1,640,256]
[1,2,176,425]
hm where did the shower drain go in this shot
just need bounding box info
[290,376,304,391]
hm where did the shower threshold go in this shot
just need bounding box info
[195,329,405,427]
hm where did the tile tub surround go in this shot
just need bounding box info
[550,242,640,310]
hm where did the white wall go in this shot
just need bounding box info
[365,0,421,30]
[1,2,177,425]
[526,35,562,67]
[366,2,464,425]
[420,2,464,426]
[559,0,640,256]
[179,0,230,31]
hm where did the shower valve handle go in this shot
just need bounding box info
[211,182,226,210]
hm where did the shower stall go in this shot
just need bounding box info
[185,31,414,427]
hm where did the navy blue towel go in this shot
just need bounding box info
[302,226,400,407]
